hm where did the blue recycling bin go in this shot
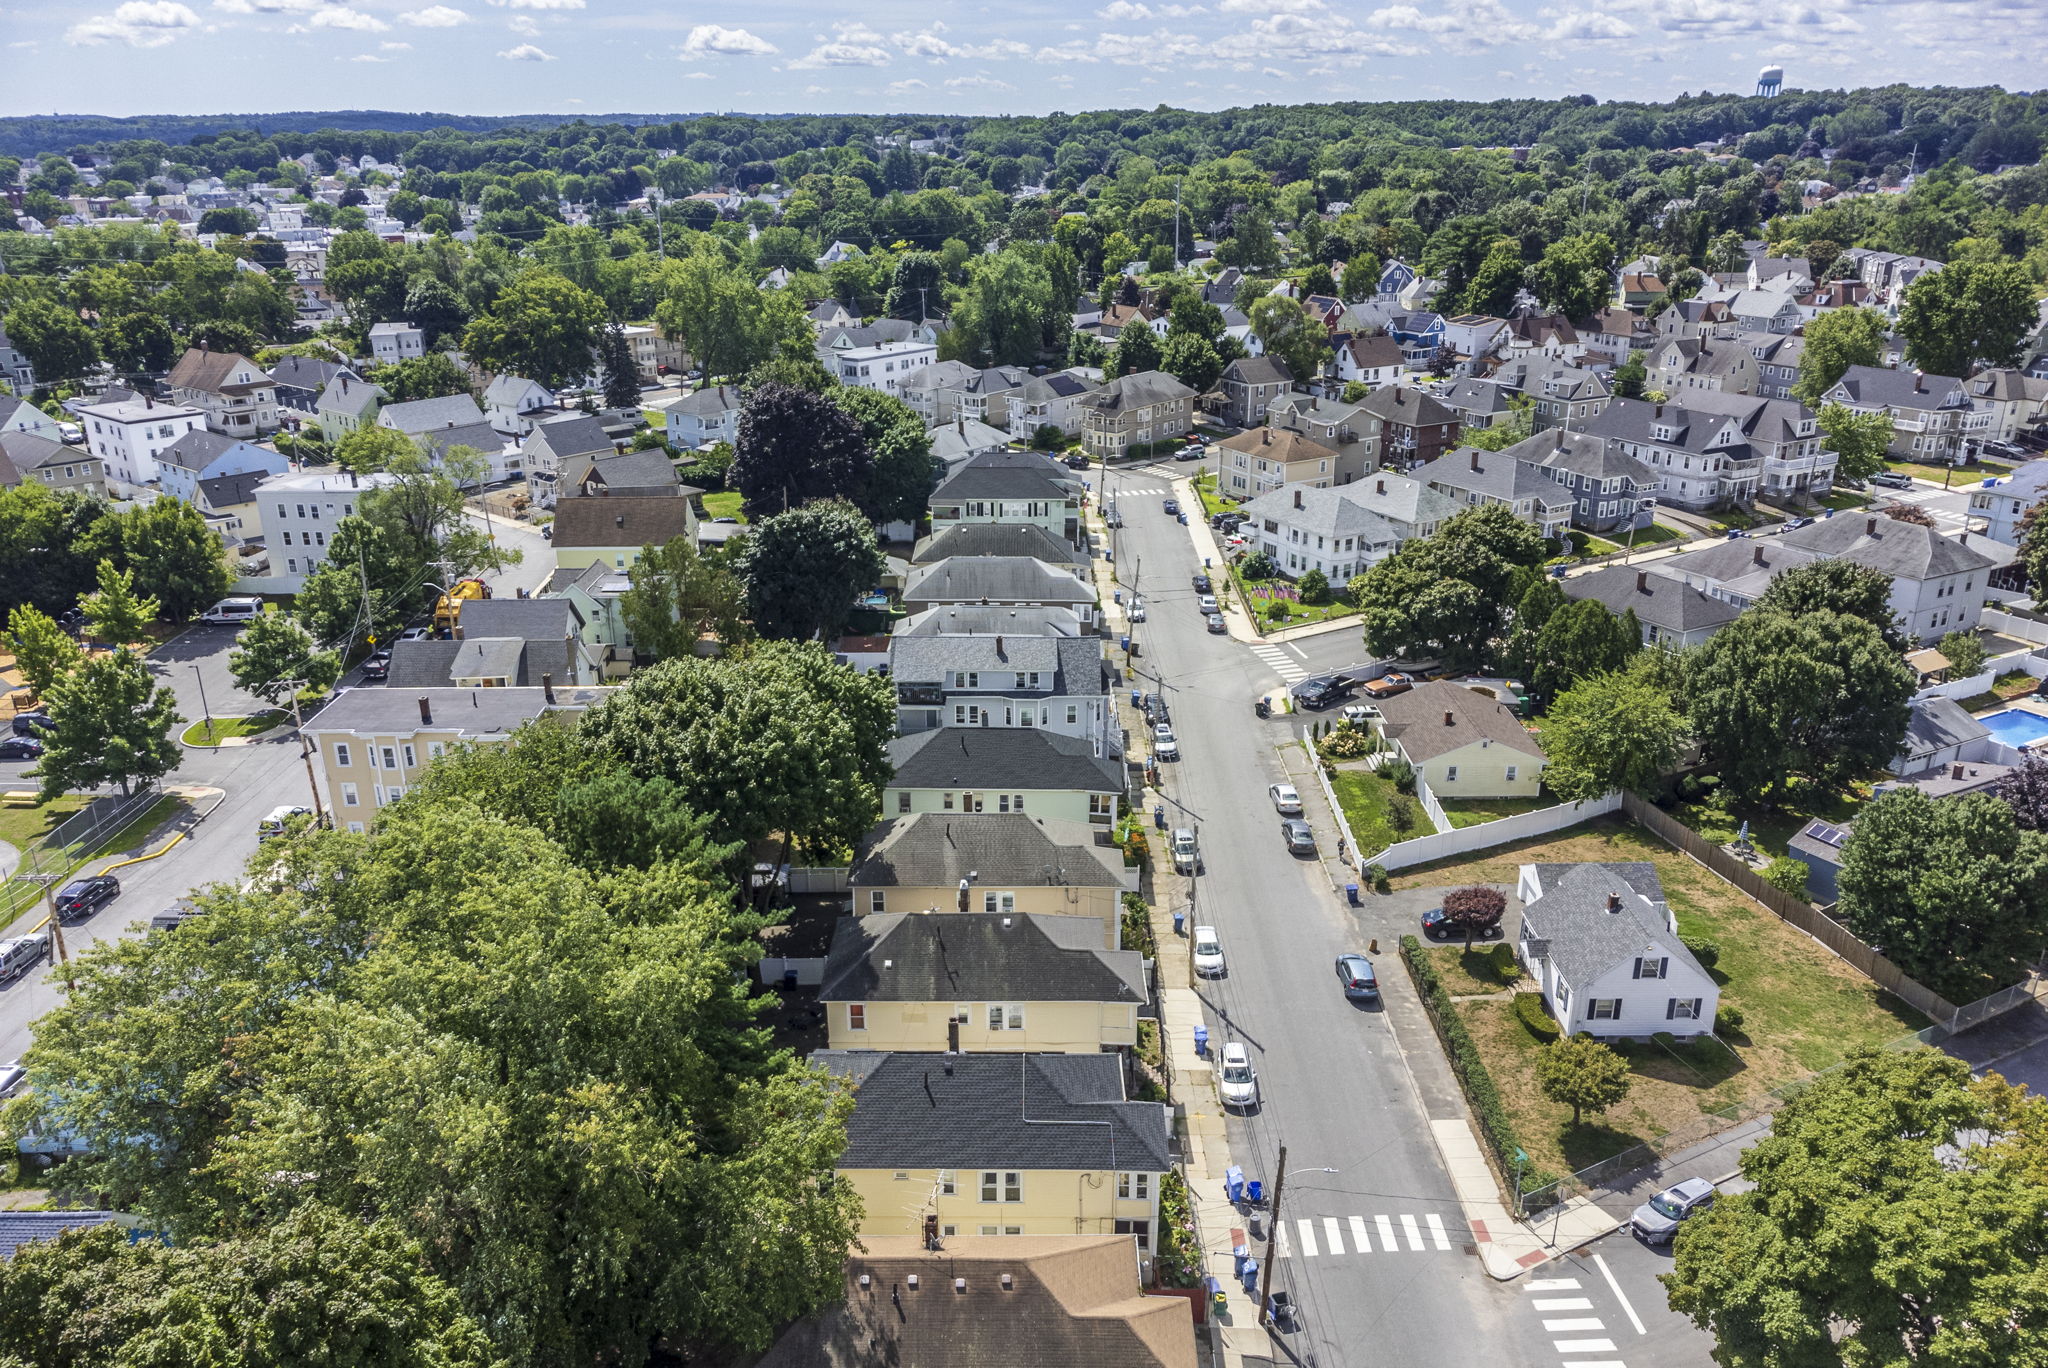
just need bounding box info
[1246,1179,1263,1205]
[1240,1257,1260,1294]
[1224,1165,1244,1204]
[1131,688,1142,707]
[1193,1024,1210,1056]
[1120,635,1131,652]
[1345,882,1361,906]
[1173,908,1186,936]
[1114,590,1122,604]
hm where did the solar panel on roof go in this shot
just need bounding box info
[1803,822,1847,847]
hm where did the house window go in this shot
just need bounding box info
[869,890,885,914]
[1117,1172,1151,1200]
[943,792,955,811]
[401,744,416,769]
[341,783,359,807]
[1505,765,1519,782]
[1668,998,1703,1020]
[1445,765,1459,783]
[1634,957,1669,980]
[1114,1218,1152,1250]
[982,891,1015,915]
[987,1003,1025,1031]
[1587,999,1623,1020]
[428,742,444,759]
[381,747,397,769]
[898,791,912,814]
[333,743,352,767]
[847,1004,866,1030]
[939,1171,955,1196]
[981,1171,1023,1203]
[1066,705,1079,725]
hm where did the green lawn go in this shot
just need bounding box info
[1405,818,1929,1177]
[1568,530,1621,557]
[1705,508,1782,533]
[1328,766,1427,856]
[1887,460,1991,486]
[1418,942,1526,996]
[1667,776,1871,862]
[698,491,746,522]
[1235,571,1356,629]
[1627,522,1687,549]
[181,712,283,746]
[1435,795,1558,829]
[0,795,92,852]
[1191,470,1237,518]
[74,795,183,863]
[1814,490,1872,511]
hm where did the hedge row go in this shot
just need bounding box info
[1512,991,1561,1042]
[1401,935,1558,1197]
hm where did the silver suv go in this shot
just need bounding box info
[1629,1177,1717,1244]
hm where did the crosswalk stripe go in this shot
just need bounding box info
[1525,1278,1582,1291]
[1275,1222,1291,1259]
[1322,1217,1343,1256]
[1553,1340,1618,1354]
[1533,1298,1595,1311]
[1297,1218,1318,1258]
[1544,1319,1607,1332]
[1348,1216,1372,1253]
[1426,1213,1451,1250]
[1400,1214,1424,1251]
[1375,1214,1397,1250]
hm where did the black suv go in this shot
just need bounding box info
[1191,573,1212,594]
[10,712,54,738]
[1422,906,1504,941]
[54,875,120,920]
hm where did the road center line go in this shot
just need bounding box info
[1594,1254,1648,1335]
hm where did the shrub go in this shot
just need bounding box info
[1239,551,1276,580]
[1535,1035,1632,1125]
[1513,991,1561,1041]
[1120,892,1155,958]
[1715,1004,1746,1035]
[1403,936,1553,1192]
[1382,757,1415,793]
[1387,794,1418,834]
[1267,599,1291,623]
[1318,727,1370,761]
[1365,863,1389,894]
[1299,568,1330,605]
[1761,855,1811,899]
[1488,942,1521,982]
[1680,933,1720,971]
[1031,423,1066,450]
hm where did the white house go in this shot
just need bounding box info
[255,468,396,592]
[154,430,287,506]
[836,340,939,398]
[659,385,744,451]
[1967,460,2048,545]
[1237,483,1402,582]
[483,374,558,438]
[1515,862,1720,1041]
[75,396,205,492]
[368,322,426,365]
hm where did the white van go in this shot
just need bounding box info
[257,805,313,840]
[200,597,263,624]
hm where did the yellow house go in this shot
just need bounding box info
[1374,680,1546,800]
[820,912,1146,1053]
[848,813,1137,950]
[814,1051,1171,1254]
[549,494,699,573]
[883,728,1126,828]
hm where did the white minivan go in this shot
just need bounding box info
[200,597,264,624]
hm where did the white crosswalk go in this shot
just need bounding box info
[1524,1275,1629,1367]
[1247,642,1309,683]
[1271,1210,1458,1258]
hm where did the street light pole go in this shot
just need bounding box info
[191,663,214,743]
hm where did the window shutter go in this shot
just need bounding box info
[1666,998,1676,1020]
[1660,957,1669,979]
[1632,958,1642,979]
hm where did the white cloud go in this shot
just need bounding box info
[891,25,1032,60]
[348,51,389,59]
[506,14,536,33]
[1098,0,1207,16]
[788,40,891,67]
[67,0,201,45]
[680,68,712,77]
[678,22,776,56]
[1362,4,1462,31]
[397,4,466,24]
[484,0,581,8]
[1218,0,1324,11]
[380,38,410,47]
[886,77,929,93]
[496,40,552,57]
[212,0,326,12]
[944,74,1015,89]
[309,7,387,30]
[1545,9,1634,39]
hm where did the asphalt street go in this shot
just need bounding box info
[0,509,555,1065]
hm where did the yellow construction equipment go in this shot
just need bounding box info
[433,577,491,631]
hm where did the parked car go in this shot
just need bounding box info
[1206,613,1227,634]
[1421,905,1504,941]
[150,899,202,934]
[1871,471,1915,490]
[1128,596,1146,623]
[1291,676,1354,709]
[398,626,433,643]
[1361,673,1413,701]
[1065,454,1091,470]
[0,1060,25,1098]
[1334,953,1380,1001]
[1630,1178,1718,1245]
[11,712,54,738]
[0,935,46,984]
[1280,818,1316,855]
[359,649,392,681]
[1984,440,2027,461]
[1340,704,1380,725]
[1218,1042,1259,1110]
[1782,516,1814,531]
[1154,723,1180,760]
[54,874,120,921]
[1162,497,1180,515]
[0,736,43,761]
[1269,783,1302,815]
[57,422,84,445]
[1192,925,1226,977]
[1141,692,1169,724]
[1172,827,1199,873]
[1175,445,1202,461]
[1191,573,1212,593]
[1197,594,1219,614]
[258,805,314,840]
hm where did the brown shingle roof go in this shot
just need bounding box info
[548,495,694,550]
[1376,680,1544,763]
[165,347,259,394]
[1216,426,1338,466]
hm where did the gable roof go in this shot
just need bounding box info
[0,431,93,480]
[1080,370,1195,415]
[889,633,1100,688]
[268,355,355,392]
[0,1211,124,1261]
[1375,680,1544,762]
[317,376,385,416]
[904,557,1096,608]
[549,495,695,550]
[913,523,1088,569]
[1901,695,1991,762]
[1520,862,1699,990]
[1507,428,1654,485]
[812,1050,1171,1172]
[1563,564,1740,634]
[887,727,1123,796]
[1237,483,1403,545]
[1781,513,1997,580]
[1223,355,1293,387]
[576,448,680,496]
[166,347,263,394]
[658,384,743,418]
[197,468,267,510]
[156,429,250,473]
[378,393,485,434]
[1217,427,1338,467]
[820,912,1144,1004]
[850,813,1124,890]
[1353,384,1456,428]
[525,413,616,459]
[1826,364,1971,413]
[896,605,1089,639]
[931,449,1077,504]
[932,418,1014,463]
[1414,447,1575,508]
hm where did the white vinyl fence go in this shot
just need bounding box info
[1356,792,1623,873]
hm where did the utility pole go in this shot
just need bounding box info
[1173,179,1182,272]
[1258,1141,1286,1326]
[287,688,327,825]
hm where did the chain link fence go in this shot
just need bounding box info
[0,787,161,926]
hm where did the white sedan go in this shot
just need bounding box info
[1192,926,1226,977]
[1269,783,1302,814]
[1154,723,1179,760]
[1128,596,1147,622]
[1219,1042,1259,1110]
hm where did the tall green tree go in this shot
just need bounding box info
[1816,402,1897,484]
[729,499,885,641]
[1350,505,1547,673]
[374,352,473,403]
[1246,294,1329,387]
[1524,598,1640,709]
[30,648,182,799]
[1753,559,1903,647]
[1161,332,1224,394]
[1,297,99,386]
[1795,306,1888,405]
[1535,1035,1631,1126]
[0,1204,498,1368]
[829,386,937,528]
[1459,238,1526,318]
[1664,1048,2048,1368]
[118,497,232,621]
[944,249,1054,367]
[1525,232,1614,319]
[1110,318,1162,378]
[617,535,751,660]
[0,483,121,618]
[1838,788,2048,999]
[79,558,158,648]
[1898,260,2038,378]
[5,605,81,699]
[596,320,641,410]
[228,611,340,707]
[731,383,874,517]
[1539,668,1688,802]
[460,271,604,391]
[100,310,178,375]
[335,424,420,475]
[582,640,895,856]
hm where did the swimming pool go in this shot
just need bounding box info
[1979,708,2048,748]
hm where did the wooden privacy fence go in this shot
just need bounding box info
[1620,793,1962,1024]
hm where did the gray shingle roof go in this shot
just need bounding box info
[660,385,742,418]
[895,605,1089,638]
[1520,862,1698,990]
[268,355,354,393]
[197,468,266,510]
[1414,448,1575,508]
[1507,428,1654,485]
[576,448,680,495]
[525,413,615,460]
[903,558,1096,608]
[819,912,1144,1004]
[1902,696,1990,759]
[1781,514,1996,580]
[887,726,1123,796]
[811,1051,1172,1172]
[932,450,1077,504]
[1826,364,1972,413]
[1376,680,1545,763]
[1354,384,1456,428]
[1237,484,1403,546]
[0,1211,123,1260]
[378,393,486,434]
[1080,370,1195,415]
[913,523,1088,569]
[1224,356,1293,386]
[304,684,613,736]
[1564,564,1740,634]
[550,495,695,550]
[317,376,385,416]
[850,813,1125,890]
[416,420,504,461]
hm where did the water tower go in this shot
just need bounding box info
[1756,65,1784,98]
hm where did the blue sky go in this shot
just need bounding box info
[3,0,2041,119]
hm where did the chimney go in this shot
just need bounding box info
[1753,544,1765,567]
[342,375,349,392]
[417,695,433,726]
[1636,570,1648,592]
[1293,488,1303,509]
[1654,402,1663,418]
[1443,711,1455,727]
[349,469,359,488]
[947,1017,961,1052]
[1262,428,1270,445]
[1913,371,1924,393]
[1866,517,1878,537]
[1395,386,1406,405]
[1952,761,1965,781]
[565,632,575,677]
[995,634,1005,659]
[1605,892,1621,913]
[615,514,625,528]
[1470,449,1481,471]
[144,394,154,409]
[542,672,555,705]
[453,622,464,641]
[1376,478,1386,494]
